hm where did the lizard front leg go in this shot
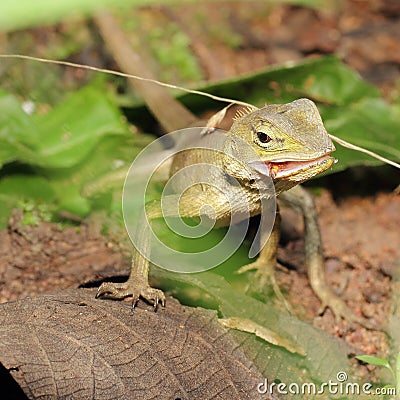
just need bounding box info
[96,200,166,309]
[96,190,223,309]
[280,185,373,327]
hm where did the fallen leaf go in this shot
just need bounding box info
[0,288,274,400]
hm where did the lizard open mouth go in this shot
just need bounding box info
[250,153,335,180]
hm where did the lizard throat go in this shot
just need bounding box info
[250,154,335,180]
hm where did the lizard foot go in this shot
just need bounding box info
[237,260,292,313]
[318,292,376,330]
[96,281,166,311]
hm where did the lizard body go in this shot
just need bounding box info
[96,99,335,308]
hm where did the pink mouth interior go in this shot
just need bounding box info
[252,154,333,179]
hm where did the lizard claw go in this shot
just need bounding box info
[96,281,166,311]
[318,293,377,330]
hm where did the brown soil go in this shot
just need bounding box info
[277,191,399,358]
[0,209,125,304]
[0,0,399,384]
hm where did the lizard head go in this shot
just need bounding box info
[226,98,335,193]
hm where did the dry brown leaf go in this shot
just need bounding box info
[0,288,276,400]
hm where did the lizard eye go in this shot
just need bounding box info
[256,131,272,144]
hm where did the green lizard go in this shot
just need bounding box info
[95,98,366,325]
[93,11,371,327]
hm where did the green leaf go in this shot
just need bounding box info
[356,355,392,369]
[181,55,378,107]
[127,56,400,172]
[32,85,130,168]
[322,98,400,172]
[0,84,153,222]
[46,134,151,216]
[0,85,133,169]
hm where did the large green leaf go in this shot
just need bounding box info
[152,268,355,400]
[32,85,131,168]
[45,134,152,216]
[127,56,399,172]
[0,86,132,168]
[322,98,400,171]
[0,85,152,226]
[178,55,378,107]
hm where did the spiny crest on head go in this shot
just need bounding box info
[201,104,232,135]
[233,105,258,121]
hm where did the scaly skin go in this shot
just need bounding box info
[97,99,344,315]
[94,11,373,327]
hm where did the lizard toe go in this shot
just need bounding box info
[318,294,376,330]
[96,281,166,311]
[96,282,132,299]
[140,287,166,310]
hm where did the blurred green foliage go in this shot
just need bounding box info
[0,4,398,397]
[0,85,153,227]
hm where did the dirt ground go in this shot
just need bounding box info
[0,0,399,380]
[0,190,398,362]
[278,190,398,356]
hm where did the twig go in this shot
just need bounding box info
[93,10,197,132]
[0,54,254,109]
[329,133,400,169]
